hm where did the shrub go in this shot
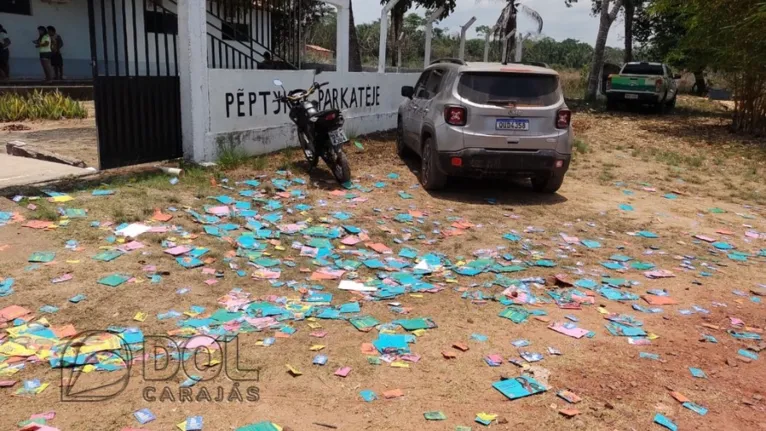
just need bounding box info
[0,90,88,122]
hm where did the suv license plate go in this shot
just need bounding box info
[625,94,639,100]
[329,128,348,146]
[496,119,529,131]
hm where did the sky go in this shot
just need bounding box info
[350,0,626,48]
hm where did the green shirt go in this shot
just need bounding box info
[38,35,51,53]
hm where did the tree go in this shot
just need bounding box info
[582,0,624,100]
[349,1,363,71]
[381,0,457,66]
[655,0,766,135]
[492,1,543,62]
[590,0,647,63]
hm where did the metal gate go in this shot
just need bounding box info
[87,0,182,169]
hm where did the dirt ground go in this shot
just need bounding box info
[1,101,98,168]
[0,96,765,431]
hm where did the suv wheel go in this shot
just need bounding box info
[532,172,565,194]
[396,116,408,157]
[420,137,446,190]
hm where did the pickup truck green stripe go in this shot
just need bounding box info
[610,76,659,93]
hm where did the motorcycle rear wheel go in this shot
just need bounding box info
[323,148,351,184]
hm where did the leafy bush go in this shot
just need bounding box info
[0,91,88,122]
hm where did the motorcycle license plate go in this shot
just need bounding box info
[329,128,348,146]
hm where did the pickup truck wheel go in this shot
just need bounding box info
[606,99,618,111]
[655,92,668,114]
[532,172,565,194]
[420,137,447,191]
[666,96,677,111]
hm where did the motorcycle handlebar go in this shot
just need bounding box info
[279,81,330,102]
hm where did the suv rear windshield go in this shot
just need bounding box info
[621,64,663,75]
[457,72,561,106]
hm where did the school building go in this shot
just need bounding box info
[0,0,290,80]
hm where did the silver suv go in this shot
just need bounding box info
[397,59,573,193]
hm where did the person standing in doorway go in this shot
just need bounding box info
[47,26,63,80]
[33,26,53,83]
[0,25,10,81]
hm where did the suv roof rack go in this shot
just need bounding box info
[429,58,466,66]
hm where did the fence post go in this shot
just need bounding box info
[324,0,349,73]
[483,24,498,62]
[178,0,210,162]
[378,0,402,73]
[459,17,476,61]
[424,6,444,68]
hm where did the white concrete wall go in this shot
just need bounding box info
[205,69,420,160]
[0,0,91,78]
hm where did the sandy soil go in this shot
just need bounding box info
[1,102,98,168]
[0,96,765,431]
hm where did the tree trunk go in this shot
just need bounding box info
[693,69,707,96]
[586,0,623,100]
[348,0,362,72]
[502,5,517,63]
[623,1,634,63]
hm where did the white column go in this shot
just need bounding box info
[423,6,444,68]
[397,31,404,72]
[178,0,210,162]
[459,17,476,61]
[325,0,350,73]
[378,0,402,73]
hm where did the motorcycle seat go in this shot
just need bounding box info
[311,109,340,120]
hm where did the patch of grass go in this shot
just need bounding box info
[33,202,59,220]
[0,90,88,121]
[111,206,141,224]
[599,166,616,183]
[573,138,590,154]
[217,146,249,170]
[250,156,267,171]
[655,150,684,166]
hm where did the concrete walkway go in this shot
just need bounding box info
[0,153,92,189]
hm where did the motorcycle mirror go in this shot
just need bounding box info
[273,79,283,87]
[315,68,322,76]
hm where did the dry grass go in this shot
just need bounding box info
[1,99,766,430]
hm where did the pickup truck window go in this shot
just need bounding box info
[621,64,664,75]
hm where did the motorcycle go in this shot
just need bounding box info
[273,69,351,184]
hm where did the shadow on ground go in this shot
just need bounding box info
[399,152,568,207]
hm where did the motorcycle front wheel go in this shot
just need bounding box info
[298,128,319,167]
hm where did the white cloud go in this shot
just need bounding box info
[350,0,626,48]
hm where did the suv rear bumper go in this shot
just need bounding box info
[437,149,570,178]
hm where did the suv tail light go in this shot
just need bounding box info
[655,78,663,92]
[444,106,467,126]
[556,109,571,129]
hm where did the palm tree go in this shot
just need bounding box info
[493,1,543,62]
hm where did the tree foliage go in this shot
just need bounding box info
[654,0,766,135]
[308,14,626,70]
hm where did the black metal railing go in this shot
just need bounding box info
[87,0,182,169]
[163,0,300,70]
